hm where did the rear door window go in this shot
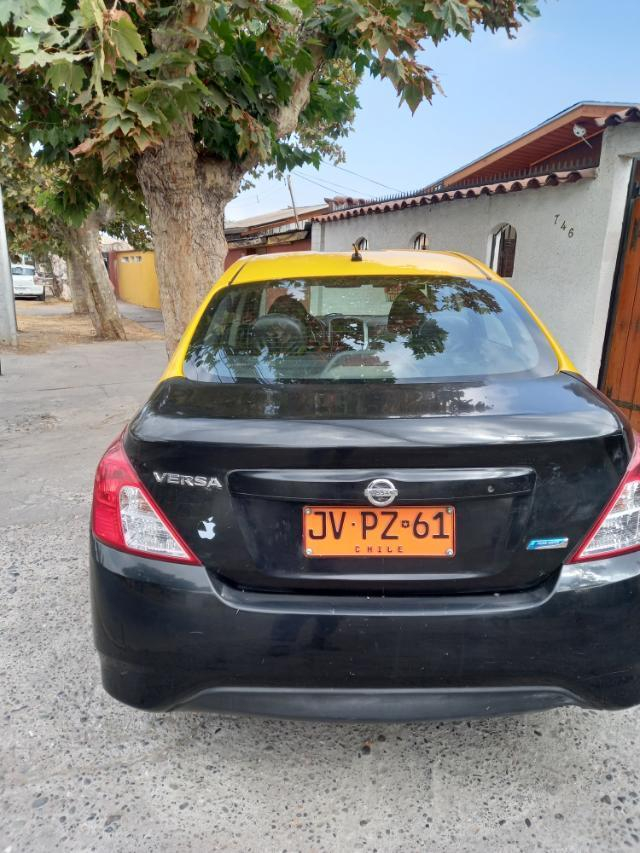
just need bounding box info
[184,276,557,384]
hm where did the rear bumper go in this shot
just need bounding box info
[90,539,640,719]
[13,285,44,297]
[134,686,581,720]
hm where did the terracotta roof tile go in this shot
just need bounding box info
[313,169,596,223]
[596,107,640,127]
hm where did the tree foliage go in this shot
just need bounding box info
[2,0,540,185]
[0,138,149,266]
[0,141,70,260]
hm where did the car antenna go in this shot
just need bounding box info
[351,243,363,262]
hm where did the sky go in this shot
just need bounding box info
[225,0,639,223]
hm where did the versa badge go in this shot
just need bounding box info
[153,471,222,489]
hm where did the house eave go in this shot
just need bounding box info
[312,169,597,224]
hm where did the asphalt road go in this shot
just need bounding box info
[2,336,640,852]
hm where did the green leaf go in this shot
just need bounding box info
[136,50,179,72]
[265,2,296,24]
[8,33,41,55]
[102,115,134,135]
[441,0,472,32]
[16,52,40,71]
[16,10,51,30]
[182,26,215,46]
[41,29,64,48]
[373,31,393,59]
[293,48,314,75]
[91,43,105,97]
[213,54,236,76]
[79,0,106,29]
[109,15,146,64]
[101,116,120,135]
[127,100,162,128]
[27,0,64,18]
[517,0,541,19]
[101,94,125,119]
[0,0,18,24]
[402,82,422,114]
[205,85,228,112]
[46,60,86,91]
[381,58,403,87]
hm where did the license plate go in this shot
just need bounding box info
[302,505,455,558]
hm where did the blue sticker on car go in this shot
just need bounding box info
[527,537,569,551]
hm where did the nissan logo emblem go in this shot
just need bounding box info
[364,479,398,507]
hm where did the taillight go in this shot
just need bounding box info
[91,434,199,565]
[569,434,640,563]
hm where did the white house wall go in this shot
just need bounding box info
[312,123,640,383]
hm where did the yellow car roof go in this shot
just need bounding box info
[229,250,495,284]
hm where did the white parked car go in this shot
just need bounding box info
[12,264,45,300]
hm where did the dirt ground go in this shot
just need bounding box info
[2,298,162,354]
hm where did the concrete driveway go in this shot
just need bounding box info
[1,339,640,852]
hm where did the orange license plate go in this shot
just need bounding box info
[302,505,455,558]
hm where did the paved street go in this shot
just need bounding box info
[117,300,165,336]
[2,338,640,852]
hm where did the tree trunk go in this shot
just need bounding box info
[66,253,89,313]
[137,128,238,354]
[67,215,126,340]
[46,254,64,298]
[49,253,72,302]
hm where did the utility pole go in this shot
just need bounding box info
[0,184,17,348]
[287,175,300,228]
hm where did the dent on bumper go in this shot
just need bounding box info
[90,539,640,718]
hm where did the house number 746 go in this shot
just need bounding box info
[554,214,574,238]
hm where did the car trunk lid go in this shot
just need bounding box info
[125,373,629,596]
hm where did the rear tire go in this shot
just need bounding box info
[39,289,45,302]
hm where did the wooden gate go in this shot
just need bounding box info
[601,164,640,428]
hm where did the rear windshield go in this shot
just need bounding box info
[183,276,557,384]
[11,266,34,276]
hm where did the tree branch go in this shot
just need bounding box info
[238,43,325,175]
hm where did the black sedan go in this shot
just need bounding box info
[90,251,640,720]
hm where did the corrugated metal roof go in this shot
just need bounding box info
[225,204,328,233]
[313,169,596,223]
